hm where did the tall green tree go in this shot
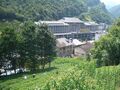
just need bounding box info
[0,27,18,74]
[36,24,56,69]
[21,22,56,71]
[0,21,56,74]
[21,22,39,71]
[91,18,120,66]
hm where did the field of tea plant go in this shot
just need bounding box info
[0,58,120,90]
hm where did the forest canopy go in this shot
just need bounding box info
[0,0,112,24]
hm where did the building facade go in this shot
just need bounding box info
[56,38,73,57]
[35,17,107,41]
[56,38,93,57]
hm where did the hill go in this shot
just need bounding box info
[0,58,120,90]
[0,0,112,24]
[109,4,120,18]
[0,6,24,21]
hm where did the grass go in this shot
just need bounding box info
[0,58,120,90]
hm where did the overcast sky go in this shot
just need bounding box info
[100,0,120,9]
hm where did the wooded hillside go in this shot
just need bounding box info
[0,0,112,24]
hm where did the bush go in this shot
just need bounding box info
[91,18,120,66]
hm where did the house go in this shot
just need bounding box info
[82,22,99,32]
[72,39,85,46]
[35,17,107,41]
[56,38,73,57]
[56,38,94,57]
[73,29,95,41]
[74,42,93,57]
[59,17,84,33]
[35,21,70,34]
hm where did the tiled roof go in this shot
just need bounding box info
[54,32,77,35]
[56,38,72,48]
[35,21,69,26]
[72,39,85,46]
[80,42,93,53]
[84,22,99,26]
[59,17,83,23]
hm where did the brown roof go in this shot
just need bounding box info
[80,42,93,53]
[56,38,72,48]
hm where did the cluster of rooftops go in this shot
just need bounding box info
[56,38,86,48]
[35,17,107,41]
[35,17,106,57]
[35,17,100,27]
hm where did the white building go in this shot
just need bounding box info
[59,17,84,33]
[35,21,70,34]
[35,17,107,41]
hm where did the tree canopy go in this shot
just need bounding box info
[0,0,112,24]
[0,21,56,74]
[91,18,120,66]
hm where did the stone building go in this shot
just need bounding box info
[72,39,93,57]
[77,42,93,57]
[56,38,73,57]
[56,38,93,57]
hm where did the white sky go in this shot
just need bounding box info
[100,0,120,9]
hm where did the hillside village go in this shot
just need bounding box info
[1,0,120,89]
[35,17,107,57]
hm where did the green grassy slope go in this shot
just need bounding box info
[0,58,120,90]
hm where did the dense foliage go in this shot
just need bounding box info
[0,22,56,74]
[0,6,24,21]
[91,19,120,66]
[0,0,112,24]
[88,4,112,24]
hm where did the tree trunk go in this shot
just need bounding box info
[14,69,16,74]
[5,69,7,76]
